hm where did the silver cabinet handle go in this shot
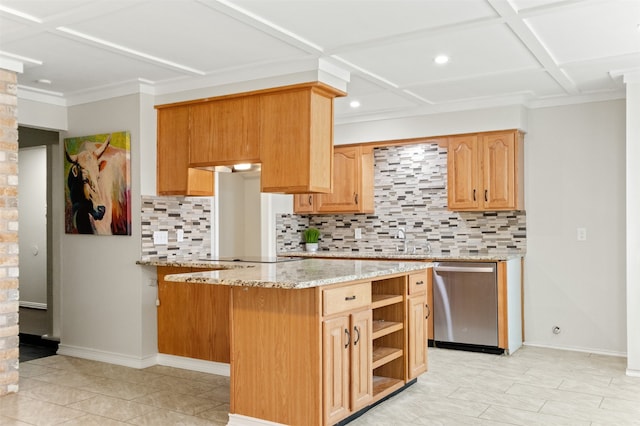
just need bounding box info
[434,266,494,273]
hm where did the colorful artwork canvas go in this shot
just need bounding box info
[63,131,132,235]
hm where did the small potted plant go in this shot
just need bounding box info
[303,227,320,252]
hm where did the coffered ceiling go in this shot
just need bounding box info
[1,0,639,124]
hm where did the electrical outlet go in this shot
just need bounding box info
[176,229,184,242]
[577,227,587,241]
[354,228,362,239]
[153,230,168,245]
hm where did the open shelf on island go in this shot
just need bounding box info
[372,375,404,399]
[372,320,403,339]
[372,346,403,369]
[371,294,404,309]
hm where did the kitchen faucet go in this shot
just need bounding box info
[395,228,407,252]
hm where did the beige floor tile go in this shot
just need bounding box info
[541,400,640,424]
[144,375,217,396]
[133,390,223,415]
[0,393,85,425]
[506,382,603,407]
[196,403,230,424]
[66,395,156,422]
[600,396,640,415]
[198,385,231,404]
[18,381,97,406]
[129,408,221,426]
[479,405,591,425]
[77,377,154,400]
[406,395,490,418]
[449,387,545,412]
[29,370,97,389]
[143,365,229,386]
[0,414,32,425]
[559,378,640,401]
[17,363,57,379]
[58,414,130,425]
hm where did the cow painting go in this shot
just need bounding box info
[64,132,131,235]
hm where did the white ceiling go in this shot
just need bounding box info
[1,0,639,124]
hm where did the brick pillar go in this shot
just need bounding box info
[0,68,19,395]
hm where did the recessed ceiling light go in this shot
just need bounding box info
[349,100,361,108]
[434,55,449,65]
[36,79,52,84]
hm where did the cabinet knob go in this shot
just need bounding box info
[473,189,476,201]
[308,195,312,205]
[484,190,488,202]
[353,326,360,346]
[344,329,351,348]
[415,280,424,286]
[344,295,356,301]
[354,193,359,205]
[425,304,431,320]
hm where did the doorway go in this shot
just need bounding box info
[18,126,58,340]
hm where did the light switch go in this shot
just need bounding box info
[176,229,184,242]
[354,228,362,239]
[577,227,587,241]
[153,230,168,245]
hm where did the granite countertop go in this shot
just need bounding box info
[160,258,432,289]
[278,251,524,261]
[136,259,249,269]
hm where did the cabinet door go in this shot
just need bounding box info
[447,135,480,210]
[323,316,350,425]
[293,193,315,213]
[189,97,260,166]
[407,294,428,379]
[260,88,333,193]
[157,267,192,356]
[482,132,516,210]
[157,106,213,196]
[350,309,373,411]
[316,146,361,213]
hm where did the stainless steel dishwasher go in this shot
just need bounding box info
[432,262,502,354]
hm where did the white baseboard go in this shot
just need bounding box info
[227,414,285,426]
[19,301,47,310]
[156,353,230,376]
[523,342,627,358]
[55,345,231,375]
[57,344,157,369]
[626,368,640,377]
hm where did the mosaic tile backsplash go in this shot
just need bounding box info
[140,196,212,260]
[277,143,526,256]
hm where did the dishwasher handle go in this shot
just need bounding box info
[433,265,495,273]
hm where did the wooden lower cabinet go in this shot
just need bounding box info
[323,309,373,425]
[156,267,229,363]
[408,294,428,379]
[228,270,429,426]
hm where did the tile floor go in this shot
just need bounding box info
[2,346,640,425]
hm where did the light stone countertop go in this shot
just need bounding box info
[160,258,432,289]
[279,251,524,261]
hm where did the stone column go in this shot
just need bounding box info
[0,68,19,395]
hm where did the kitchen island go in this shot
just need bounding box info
[156,258,431,426]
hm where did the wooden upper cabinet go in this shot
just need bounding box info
[294,193,316,213]
[156,106,213,196]
[447,130,524,211]
[447,135,479,210]
[260,84,342,194]
[189,96,260,167]
[295,145,375,214]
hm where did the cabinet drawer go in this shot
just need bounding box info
[323,282,371,316]
[409,272,427,295]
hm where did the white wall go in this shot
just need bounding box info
[335,100,627,355]
[59,94,155,366]
[524,100,626,355]
[18,146,47,306]
[625,75,640,374]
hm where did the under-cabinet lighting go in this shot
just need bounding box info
[233,163,252,171]
[349,100,361,108]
